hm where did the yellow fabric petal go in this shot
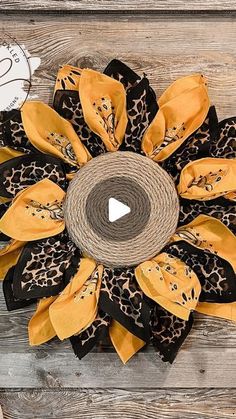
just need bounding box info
[21,101,89,167]
[196,302,236,323]
[142,74,209,161]
[173,215,236,271]
[178,158,236,200]
[0,179,65,241]
[0,146,24,163]
[135,253,201,320]
[28,296,57,346]
[55,65,82,92]
[109,320,145,364]
[0,239,26,279]
[79,69,127,151]
[49,259,102,340]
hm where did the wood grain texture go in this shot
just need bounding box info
[1,389,236,419]
[1,0,236,12]
[0,14,236,121]
[1,349,236,389]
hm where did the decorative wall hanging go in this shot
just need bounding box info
[0,59,236,364]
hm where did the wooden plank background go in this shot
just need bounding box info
[0,3,236,418]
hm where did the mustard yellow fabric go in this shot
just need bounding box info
[49,259,102,340]
[28,296,57,346]
[21,101,89,167]
[79,69,128,151]
[0,240,26,280]
[178,158,236,200]
[0,179,65,241]
[0,146,24,163]
[55,64,82,92]
[173,215,236,272]
[109,320,145,364]
[135,253,201,320]
[142,74,209,161]
[196,302,236,323]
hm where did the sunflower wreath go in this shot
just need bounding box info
[0,59,236,364]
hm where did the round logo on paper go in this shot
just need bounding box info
[0,32,32,117]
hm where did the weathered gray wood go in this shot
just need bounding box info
[1,349,236,388]
[0,14,236,120]
[1,0,236,12]
[1,388,236,419]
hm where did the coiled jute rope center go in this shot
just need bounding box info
[64,151,179,267]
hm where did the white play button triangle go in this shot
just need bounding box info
[108,197,131,222]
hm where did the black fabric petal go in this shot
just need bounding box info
[13,231,80,300]
[53,90,106,157]
[163,240,236,303]
[0,153,67,198]
[99,266,150,342]
[150,302,193,363]
[104,59,141,90]
[163,106,219,183]
[104,59,158,153]
[0,202,10,240]
[3,266,36,311]
[70,310,110,359]
[0,110,36,154]
[179,196,236,235]
[210,116,236,158]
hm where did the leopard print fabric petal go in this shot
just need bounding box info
[99,266,150,341]
[104,59,158,153]
[150,302,193,363]
[179,197,236,235]
[163,241,236,303]
[70,310,110,359]
[53,90,106,157]
[163,106,219,183]
[12,231,80,300]
[3,266,36,311]
[0,154,67,198]
[0,110,36,154]
[210,116,236,158]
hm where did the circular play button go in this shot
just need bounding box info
[85,176,151,242]
[64,151,179,267]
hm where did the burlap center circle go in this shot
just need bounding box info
[64,151,179,267]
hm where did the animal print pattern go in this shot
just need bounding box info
[70,310,110,359]
[163,241,236,303]
[163,106,219,183]
[150,122,186,159]
[179,197,236,234]
[0,110,36,154]
[46,132,78,166]
[12,231,78,299]
[25,199,64,221]
[210,116,236,158]
[99,266,150,341]
[73,268,99,303]
[93,97,119,149]
[150,303,193,363]
[53,90,106,157]
[104,59,158,153]
[3,266,36,311]
[0,154,66,198]
[103,59,140,91]
[120,78,158,153]
[187,168,227,192]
